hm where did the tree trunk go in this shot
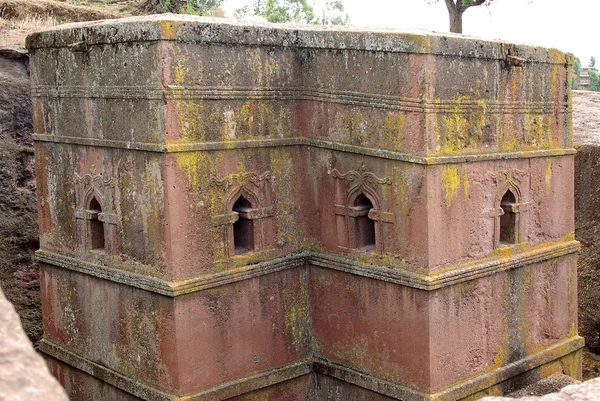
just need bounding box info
[448,7,464,33]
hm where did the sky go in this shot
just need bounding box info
[222,0,598,66]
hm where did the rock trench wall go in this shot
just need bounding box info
[0,46,41,345]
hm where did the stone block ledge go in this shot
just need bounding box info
[36,239,580,296]
[40,336,584,401]
[32,134,577,165]
[25,15,572,66]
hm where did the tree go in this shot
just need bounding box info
[589,68,600,92]
[573,56,581,90]
[236,0,349,25]
[591,56,596,68]
[140,0,223,15]
[427,0,493,33]
[319,1,350,25]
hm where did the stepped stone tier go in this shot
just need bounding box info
[26,15,581,401]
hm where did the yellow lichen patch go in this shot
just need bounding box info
[545,159,553,194]
[333,110,364,145]
[282,282,310,349]
[159,20,177,40]
[463,169,470,199]
[384,112,405,150]
[436,93,487,154]
[523,109,551,149]
[237,101,256,137]
[174,99,206,142]
[270,148,302,246]
[441,165,460,208]
[397,173,410,216]
[174,65,186,87]
[172,151,215,193]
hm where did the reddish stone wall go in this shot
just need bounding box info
[27,15,580,401]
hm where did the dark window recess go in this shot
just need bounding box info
[500,190,517,244]
[354,193,376,250]
[233,195,254,255]
[89,197,106,251]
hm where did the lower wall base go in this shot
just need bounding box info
[45,354,145,401]
[42,336,583,401]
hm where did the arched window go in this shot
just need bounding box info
[353,193,376,250]
[88,197,106,251]
[232,195,254,254]
[500,190,517,244]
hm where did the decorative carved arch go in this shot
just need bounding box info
[490,174,529,248]
[74,172,118,254]
[225,186,260,214]
[347,184,381,212]
[331,165,393,253]
[209,171,274,258]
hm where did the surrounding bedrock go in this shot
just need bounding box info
[27,15,582,401]
[0,46,41,346]
[573,90,600,378]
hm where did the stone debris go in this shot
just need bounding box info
[0,287,68,401]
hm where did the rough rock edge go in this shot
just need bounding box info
[0,287,68,400]
[482,377,600,400]
[0,46,28,59]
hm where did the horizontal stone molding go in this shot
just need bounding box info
[30,85,561,114]
[40,339,312,401]
[36,250,307,297]
[36,240,580,296]
[311,240,581,291]
[315,336,584,401]
[40,335,584,401]
[33,134,577,165]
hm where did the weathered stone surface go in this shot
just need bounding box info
[0,286,68,400]
[28,15,579,401]
[0,46,41,346]
[573,91,600,356]
[481,377,600,400]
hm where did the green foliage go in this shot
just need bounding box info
[319,0,349,25]
[236,0,349,25]
[573,56,581,90]
[589,68,600,92]
[141,0,223,15]
[591,56,596,68]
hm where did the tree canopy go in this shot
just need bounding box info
[140,0,223,15]
[236,0,349,25]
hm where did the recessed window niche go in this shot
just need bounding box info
[499,190,517,245]
[88,197,106,251]
[353,193,376,251]
[232,195,254,254]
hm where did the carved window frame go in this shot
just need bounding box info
[490,180,530,249]
[209,172,274,258]
[74,173,118,254]
[332,166,394,253]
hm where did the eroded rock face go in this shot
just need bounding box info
[0,46,41,346]
[0,286,68,400]
[573,91,600,355]
[481,378,600,400]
